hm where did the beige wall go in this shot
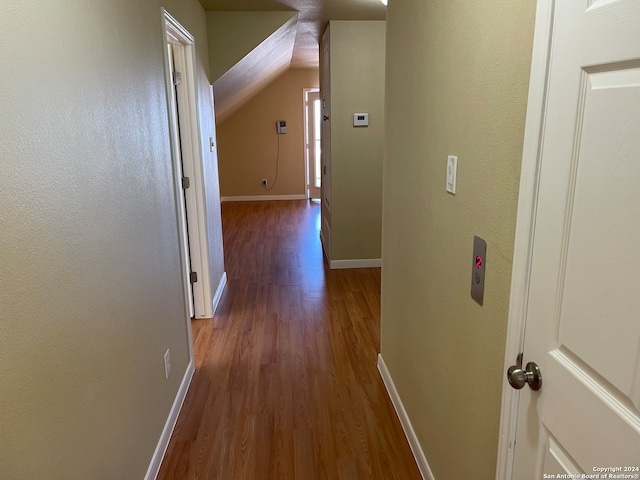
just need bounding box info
[0,0,224,478]
[216,68,319,198]
[323,21,386,261]
[380,1,535,479]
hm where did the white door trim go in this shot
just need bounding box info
[495,3,554,479]
[161,9,195,359]
[162,9,214,321]
[303,87,313,199]
[146,10,203,480]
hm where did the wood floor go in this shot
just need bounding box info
[157,200,421,480]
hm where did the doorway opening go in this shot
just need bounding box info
[304,88,321,200]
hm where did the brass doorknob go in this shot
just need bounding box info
[507,361,542,391]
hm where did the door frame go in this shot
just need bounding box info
[162,9,214,324]
[495,2,555,479]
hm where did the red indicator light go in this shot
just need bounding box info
[476,255,483,269]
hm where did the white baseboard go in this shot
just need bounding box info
[212,271,227,315]
[329,258,381,269]
[377,353,435,480]
[145,360,195,480]
[220,194,307,202]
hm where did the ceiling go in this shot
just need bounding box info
[197,0,387,68]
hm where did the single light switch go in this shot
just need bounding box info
[471,236,487,305]
[446,155,457,194]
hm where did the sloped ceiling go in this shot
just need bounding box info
[200,0,386,122]
[211,14,298,123]
[207,11,298,82]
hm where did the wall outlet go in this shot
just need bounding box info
[163,349,171,379]
[262,179,268,187]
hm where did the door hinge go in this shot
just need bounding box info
[173,71,182,86]
[190,271,198,284]
[182,176,190,189]
[323,166,327,175]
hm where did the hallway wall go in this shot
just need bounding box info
[322,20,386,262]
[0,0,223,477]
[380,1,536,478]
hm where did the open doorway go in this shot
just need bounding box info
[304,88,321,200]
[162,10,215,322]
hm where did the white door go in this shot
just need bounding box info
[167,42,195,319]
[321,27,331,212]
[305,90,322,199]
[508,1,640,477]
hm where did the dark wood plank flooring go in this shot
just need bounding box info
[157,200,421,479]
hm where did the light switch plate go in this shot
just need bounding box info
[446,155,457,194]
[353,113,369,127]
[471,236,486,305]
[163,349,171,379]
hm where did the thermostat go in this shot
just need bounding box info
[353,113,369,127]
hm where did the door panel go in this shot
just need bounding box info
[167,42,195,319]
[512,1,640,477]
[321,27,331,212]
[541,435,583,476]
[558,66,640,407]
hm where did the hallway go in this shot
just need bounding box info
[158,200,421,479]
